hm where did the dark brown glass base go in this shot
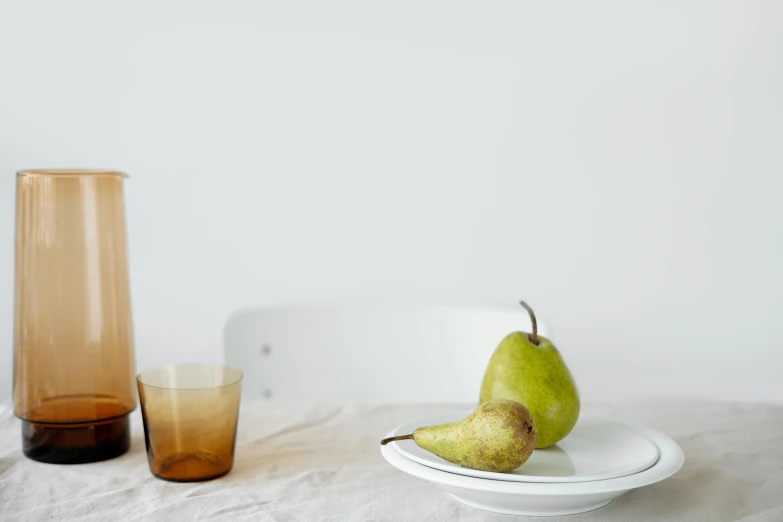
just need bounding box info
[148,451,233,482]
[21,414,130,464]
[151,468,231,483]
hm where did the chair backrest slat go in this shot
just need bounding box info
[224,304,548,402]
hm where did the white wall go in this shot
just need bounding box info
[1,1,781,403]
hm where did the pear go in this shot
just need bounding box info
[381,399,537,473]
[480,301,579,448]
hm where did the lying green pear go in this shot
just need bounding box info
[381,399,537,473]
[480,301,580,448]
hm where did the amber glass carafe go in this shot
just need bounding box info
[13,170,137,464]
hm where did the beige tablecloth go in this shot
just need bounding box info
[1,401,781,521]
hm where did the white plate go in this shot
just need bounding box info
[381,418,684,517]
[390,413,659,483]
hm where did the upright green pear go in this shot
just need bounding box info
[381,400,537,472]
[480,301,579,448]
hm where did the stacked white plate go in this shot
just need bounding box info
[381,411,684,517]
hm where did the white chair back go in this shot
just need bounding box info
[224,303,548,402]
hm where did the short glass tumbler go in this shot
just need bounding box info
[137,364,242,482]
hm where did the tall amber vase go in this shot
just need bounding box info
[13,170,137,463]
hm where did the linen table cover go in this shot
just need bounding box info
[1,401,781,521]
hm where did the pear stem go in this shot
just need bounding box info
[519,300,540,345]
[380,434,414,445]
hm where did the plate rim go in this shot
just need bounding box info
[389,412,660,483]
[380,417,684,495]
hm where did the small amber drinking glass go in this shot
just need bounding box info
[137,364,242,482]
